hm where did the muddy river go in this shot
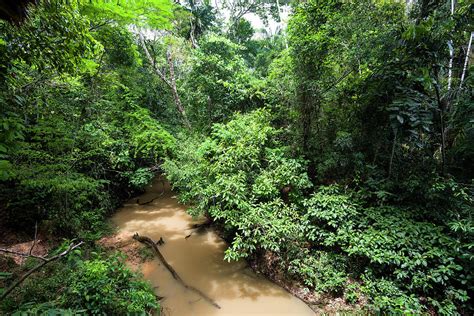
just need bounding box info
[112,178,314,315]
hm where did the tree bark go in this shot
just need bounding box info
[388,129,397,178]
[166,48,191,128]
[133,233,220,309]
[460,32,473,89]
[434,79,446,175]
[138,33,191,128]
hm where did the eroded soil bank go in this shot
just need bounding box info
[110,178,315,316]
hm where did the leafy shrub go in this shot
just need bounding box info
[12,303,84,316]
[124,167,155,190]
[124,103,176,162]
[3,251,158,316]
[64,254,158,315]
[344,282,361,304]
[0,81,175,239]
[288,249,348,294]
[2,169,110,239]
[361,274,424,314]
[303,189,471,314]
[166,109,472,314]
[163,109,312,260]
[62,255,158,315]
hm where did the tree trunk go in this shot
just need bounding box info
[138,32,191,129]
[388,129,397,178]
[166,48,191,128]
[433,78,446,175]
[460,32,473,89]
[133,233,220,309]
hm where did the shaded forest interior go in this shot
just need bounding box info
[0,0,473,315]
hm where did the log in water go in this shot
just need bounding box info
[112,178,315,316]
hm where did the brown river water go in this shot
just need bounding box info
[112,178,315,316]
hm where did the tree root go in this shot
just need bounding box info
[132,233,221,309]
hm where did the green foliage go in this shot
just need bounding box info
[173,0,217,42]
[80,0,174,29]
[93,25,142,68]
[288,250,348,294]
[3,251,158,315]
[183,34,266,128]
[165,103,472,313]
[1,0,473,314]
[4,172,110,238]
[163,109,312,260]
[64,254,158,315]
[0,2,176,239]
[125,103,176,161]
[0,3,100,75]
[302,189,471,314]
[228,18,254,44]
[344,283,361,304]
[360,275,424,314]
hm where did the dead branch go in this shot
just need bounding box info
[184,220,212,239]
[136,191,165,205]
[132,233,220,309]
[0,241,84,300]
[0,248,46,262]
[138,32,172,88]
[137,195,161,205]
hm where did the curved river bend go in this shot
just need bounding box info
[112,178,314,316]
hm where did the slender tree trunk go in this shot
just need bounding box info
[459,32,473,89]
[447,40,454,92]
[189,17,198,48]
[388,129,397,178]
[138,32,191,128]
[275,0,288,49]
[447,1,455,95]
[166,48,191,128]
[434,78,446,175]
[405,0,415,14]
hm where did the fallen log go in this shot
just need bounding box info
[132,233,221,309]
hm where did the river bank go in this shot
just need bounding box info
[107,177,315,315]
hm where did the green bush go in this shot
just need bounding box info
[2,169,110,238]
[64,254,158,315]
[3,251,158,316]
[183,35,266,128]
[163,109,312,260]
[302,189,471,314]
[288,250,348,294]
[165,111,472,314]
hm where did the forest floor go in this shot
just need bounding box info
[0,225,51,268]
[98,231,150,267]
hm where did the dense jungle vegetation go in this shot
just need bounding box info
[0,0,472,314]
